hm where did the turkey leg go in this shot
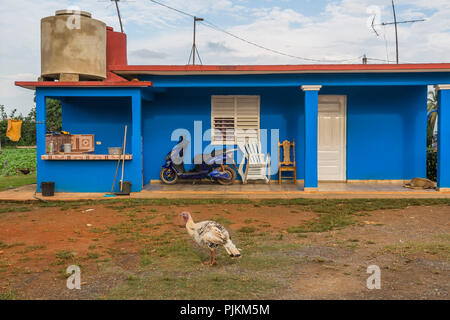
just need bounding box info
[211,249,217,266]
[204,249,217,266]
[204,249,213,265]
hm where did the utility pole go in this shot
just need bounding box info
[112,0,124,33]
[188,16,204,65]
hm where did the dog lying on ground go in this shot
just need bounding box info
[403,177,437,189]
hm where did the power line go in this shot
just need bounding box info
[148,0,362,64]
[366,57,395,63]
[201,20,362,63]
[149,0,194,18]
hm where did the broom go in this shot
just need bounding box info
[105,125,127,197]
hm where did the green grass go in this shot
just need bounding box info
[0,241,25,249]
[0,148,36,177]
[1,198,450,300]
[0,206,32,213]
[18,245,46,254]
[107,240,303,300]
[0,174,36,191]
[383,242,450,261]
[282,198,450,234]
[109,271,277,300]
[0,288,16,300]
[108,233,313,299]
[211,216,234,226]
[87,252,100,260]
[0,197,448,210]
[55,250,75,260]
[238,226,256,233]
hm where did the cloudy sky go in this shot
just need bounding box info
[1,0,449,115]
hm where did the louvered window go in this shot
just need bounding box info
[211,95,260,144]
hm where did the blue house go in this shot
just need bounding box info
[15,28,450,194]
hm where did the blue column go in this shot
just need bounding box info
[131,90,143,192]
[302,85,321,191]
[35,90,46,192]
[437,85,450,190]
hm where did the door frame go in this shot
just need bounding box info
[317,95,347,182]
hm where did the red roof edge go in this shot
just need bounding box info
[15,80,153,90]
[109,63,450,73]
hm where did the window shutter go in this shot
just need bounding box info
[236,96,260,144]
[212,95,260,144]
[212,96,235,144]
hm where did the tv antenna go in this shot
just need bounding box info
[188,16,204,65]
[371,0,425,64]
[111,0,124,33]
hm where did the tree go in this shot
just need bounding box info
[45,98,62,133]
[427,90,438,148]
[32,92,62,133]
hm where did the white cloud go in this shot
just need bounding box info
[1,0,450,114]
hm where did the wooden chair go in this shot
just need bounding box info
[278,140,296,184]
[238,140,270,184]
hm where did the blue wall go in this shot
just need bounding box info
[322,86,427,180]
[142,85,427,184]
[35,84,428,192]
[36,90,141,193]
[62,97,132,154]
[142,87,304,185]
[438,88,450,188]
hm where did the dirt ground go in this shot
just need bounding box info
[0,200,448,300]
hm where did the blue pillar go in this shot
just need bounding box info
[35,90,46,192]
[437,85,450,191]
[130,90,143,192]
[302,85,321,191]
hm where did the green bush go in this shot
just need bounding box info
[427,148,437,182]
[0,148,36,176]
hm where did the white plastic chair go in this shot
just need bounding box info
[237,141,270,184]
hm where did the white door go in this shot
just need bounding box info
[318,95,346,181]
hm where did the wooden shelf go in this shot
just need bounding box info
[41,154,133,160]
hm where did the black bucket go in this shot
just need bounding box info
[41,182,55,197]
[120,181,132,194]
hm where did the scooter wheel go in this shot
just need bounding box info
[217,165,236,185]
[160,168,178,185]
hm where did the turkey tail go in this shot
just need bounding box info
[224,239,241,257]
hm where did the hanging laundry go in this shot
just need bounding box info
[6,119,22,142]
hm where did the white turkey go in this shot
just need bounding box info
[180,211,241,265]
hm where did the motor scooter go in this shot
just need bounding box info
[160,137,237,185]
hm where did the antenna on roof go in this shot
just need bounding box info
[362,54,368,64]
[111,0,124,33]
[371,0,425,64]
[188,16,204,65]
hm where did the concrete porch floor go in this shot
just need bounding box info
[142,181,443,197]
[0,181,448,201]
[144,181,439,193]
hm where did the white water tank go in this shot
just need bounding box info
[41,10,106,80]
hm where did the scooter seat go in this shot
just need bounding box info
[193,153,216,164]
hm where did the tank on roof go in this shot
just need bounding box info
[41,10,107,81]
